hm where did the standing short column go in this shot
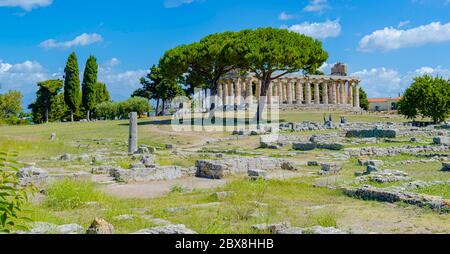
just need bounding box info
[348,81,354,106]
[229,79,235,106]
[128,112,138,154]
[305,80,312,105]
[355,81,360,108]
[314,81,320,104]
[322,82,329,105]
[296,79,303,104]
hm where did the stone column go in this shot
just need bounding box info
[355,81,360,108]
[305,80,312,105]
[224,79,229,105]
[332,81,337,105]
[247,79,253,101]
[229,79,235,106]
[217,81,223,106]
[274,80,279,97]
[314,80,320,104]
[342,81,347,105]
[235,78,241,106]
[296,79,303,104]
[287,79,293,104]
[128,112,138,154]
[340,81,345,105]
[348,81,353,106]
[322,81,329,105]
[278,81,283,104]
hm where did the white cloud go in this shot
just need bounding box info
[0,59,49,106]
[351,66,450,98]
[279,11,295,21]
[0,0,52,11]
[285,20,341,39]
[39,33,104,49]
[359,22,450,52]
[98,64,148,102]
[164,0,197,8]
[303,0,329,13]
[105,58,120,68]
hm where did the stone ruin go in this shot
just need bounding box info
[195,157,294,179]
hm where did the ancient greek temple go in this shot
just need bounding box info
[216,63,362,110]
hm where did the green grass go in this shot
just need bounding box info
[411,184,450,199]
[43,179,113,211]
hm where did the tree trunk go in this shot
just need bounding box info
[256,78,271,129]
[70,110,74,122]
[162,100,166,116]
[155,97,160,116]
[87,110,90,121]
[45,108,49,124]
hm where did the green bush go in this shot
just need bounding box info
[0,151,33,232]
[95,97,151,119]
[44,179,109,211]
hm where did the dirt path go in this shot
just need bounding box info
[102,177,229,199]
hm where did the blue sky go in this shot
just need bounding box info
[1,0,450,107]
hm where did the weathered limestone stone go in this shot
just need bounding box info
[442,162,450,172]
[433,137,450,145]
[346,129,398,138]
[248,169,267,180]
[276,226,348,235]
[367,160,384,167]
[195,157,289,179]
[345,145,450,157]
[292,142,316,151]
[357,170,410,183]
[165,144,175,149]
[21,222,84,234]
[319,163,342,175]
[59,153,71,161]
[91,166,116,175]
[307,161,319,166]
[50,133,56,141]
[133,224,197,234]
[128,112,138,154]
[316,143,344,151]
[111,166,192,183]
[343,185,450,212]
[137,146,150,154]
[281,161,297,171]
[252,222,291,234]
[86,218,115,234]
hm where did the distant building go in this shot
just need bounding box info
[368,97,401,112]
[331,63,348,76]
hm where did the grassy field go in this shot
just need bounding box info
[1,109,449,234]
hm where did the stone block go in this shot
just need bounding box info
[292,142,316,151]
[433,137,450,145]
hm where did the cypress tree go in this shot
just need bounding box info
[95,82,111,104]
[64,52,81,122]
[81,55,98,121]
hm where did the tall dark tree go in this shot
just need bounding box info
[359,87,369,111]
[81,55,98,121]
[29,80,63,123]
[64,52,81,122]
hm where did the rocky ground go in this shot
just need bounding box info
[1,111,450,234]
